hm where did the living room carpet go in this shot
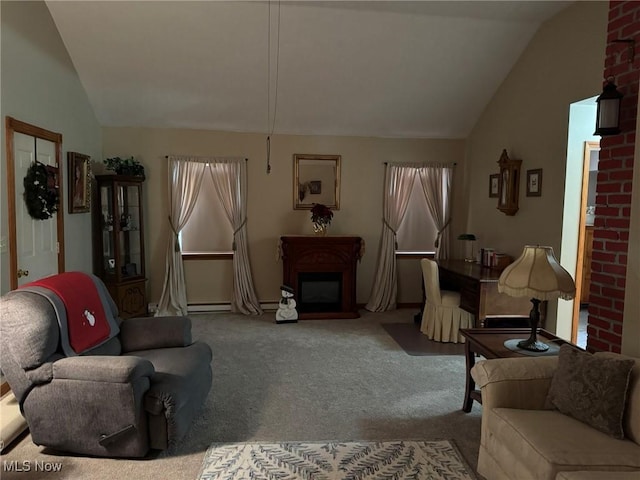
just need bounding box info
[1,310,482,480]
[382,322,465,356]
[198,440,475,480]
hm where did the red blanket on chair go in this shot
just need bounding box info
[24,272,111,354]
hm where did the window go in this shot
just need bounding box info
[396,173,439,255]
[179,170,234,255]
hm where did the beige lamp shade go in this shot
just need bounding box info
[498,245,576,301]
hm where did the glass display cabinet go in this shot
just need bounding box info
[496,149,522,216]
[93,175,147,318]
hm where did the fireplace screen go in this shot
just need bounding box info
[298,272,342,313]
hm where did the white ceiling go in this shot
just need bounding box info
[46,1,571,139]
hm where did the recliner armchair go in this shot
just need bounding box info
[0,275,213,458]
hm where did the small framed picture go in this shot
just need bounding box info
[489,174,500,198]
[526,169,543,197]
[68,152,91,213]
[122,263,137,276]
[309,180,322,194]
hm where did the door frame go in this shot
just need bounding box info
[5,117,65,290]
[571,140,599,342]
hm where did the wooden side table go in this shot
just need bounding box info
[459,328,572,412]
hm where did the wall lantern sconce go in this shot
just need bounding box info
[594,77,623,136]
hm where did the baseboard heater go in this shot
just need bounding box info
[148,302,279,314]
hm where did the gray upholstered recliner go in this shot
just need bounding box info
[0,276,212,458]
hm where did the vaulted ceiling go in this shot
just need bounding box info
[46,1,571,139]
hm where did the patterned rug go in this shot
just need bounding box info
[197,440,476,480]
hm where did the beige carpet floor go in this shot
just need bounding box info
[0,309,482,480]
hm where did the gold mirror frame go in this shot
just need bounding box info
[293,154,341,210]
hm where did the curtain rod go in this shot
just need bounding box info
[165,156,248,161]
[383,162,457,166]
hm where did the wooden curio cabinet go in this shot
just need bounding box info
[496,149,522,216]
[93,175,147,318]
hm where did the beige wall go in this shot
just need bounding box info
[4,1,622,337]
[464,1,609,332]
[622,84,640,357]
[102,128,468,307]
[0,1,102,294]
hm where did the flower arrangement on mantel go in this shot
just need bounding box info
[104,156,145,178]
[310,203,333,235]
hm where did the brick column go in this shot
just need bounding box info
[588,1,639,352]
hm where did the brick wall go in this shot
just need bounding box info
[587,1,639,352]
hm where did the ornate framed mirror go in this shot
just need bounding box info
[293,154,341,210]
[497,149,521,216]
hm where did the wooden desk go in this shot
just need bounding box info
[436,259,534,328]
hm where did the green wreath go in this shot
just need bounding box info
[24,162,59,220]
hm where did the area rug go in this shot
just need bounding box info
[197,440,476,480]
[382,323,465,356]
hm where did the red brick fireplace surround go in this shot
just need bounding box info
[588,1,639,352]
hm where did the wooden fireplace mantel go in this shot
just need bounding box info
[279,235,363,319]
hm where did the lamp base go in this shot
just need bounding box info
[504,339,559,356]
[517,338,550,352]
[506,298,552,353]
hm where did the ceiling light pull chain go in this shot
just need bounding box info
[266,1,271,174]
[270,0,281,138]
[266,135,271,174]
[266,0,281,175]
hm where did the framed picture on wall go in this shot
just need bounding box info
[526,169,543,197]
[489,174,500,198]
[68,152,92,213]
[309,180,322,194]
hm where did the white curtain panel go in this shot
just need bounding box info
[365,164,416,312]
[418,165,453,260]
[208,160,262,315]
[156,157,207,316]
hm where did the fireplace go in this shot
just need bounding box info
[280,236,363,319]
[298,272,342,313]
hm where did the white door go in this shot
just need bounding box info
[13,132,59,286]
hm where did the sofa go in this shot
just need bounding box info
[470,347,640,480]
[0,273,213,457]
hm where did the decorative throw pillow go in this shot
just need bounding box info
[547,344,634,439]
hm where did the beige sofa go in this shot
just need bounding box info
[470,352,640,480]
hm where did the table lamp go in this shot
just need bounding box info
[457,233,477,263]
[498,245,576,352]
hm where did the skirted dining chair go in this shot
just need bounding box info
[420,258,474,343]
